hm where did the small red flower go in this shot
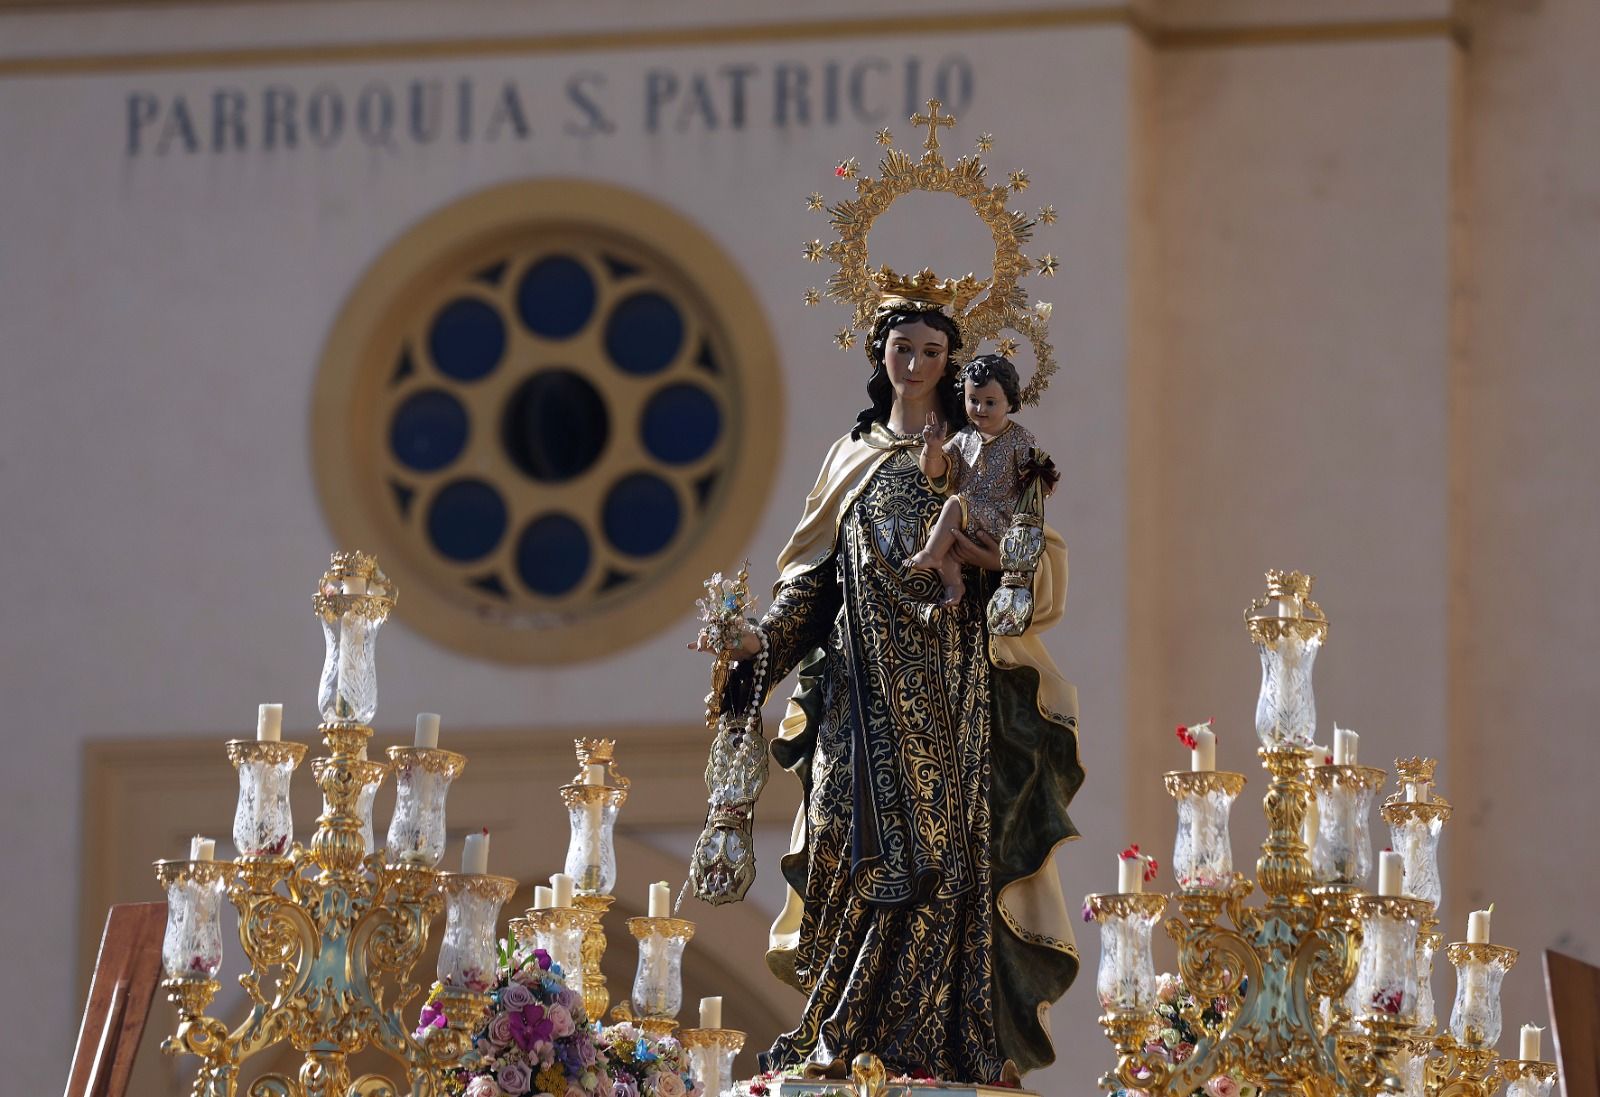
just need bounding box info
[834,165,848,177]
[1143,857,1160,883]
[1120,844,1142,861]
[1176,725,1197,750]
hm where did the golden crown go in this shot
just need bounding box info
[801,99,1061,406]
[871,265,990,312]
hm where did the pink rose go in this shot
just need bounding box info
[1156,974,1179,1004]
[497,1060,534,1096]
[545,1003,575,1038]
[597,1070,615,1097]
[1206,1075,1240,1097]
[655,1072,686,1097]
[487,1012,514,1047]
[566,1087,586,1097]
[466,1078,506,1097]
[513,966,541,987]
[560,987,584,1014]
[502,982,535,1010]
[576,1037,598,1067]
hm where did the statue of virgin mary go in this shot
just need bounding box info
[698,279,1083,1084]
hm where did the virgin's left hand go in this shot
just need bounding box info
[951,528,1003,571]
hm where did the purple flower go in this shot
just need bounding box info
[496,1059,533,1096]
[487,1011,514,1047]
[501,982,535,1010]
[509,1003,554,1052]
[546,1003,575,1038]
[534,948,553,970]
[614,1077,640,1097]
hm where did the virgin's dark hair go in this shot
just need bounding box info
[960,353,1023,413]
[851,308,966,440]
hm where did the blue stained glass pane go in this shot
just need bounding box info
[390,389,469,471]
[605,292,684,375]
[603,473,680,557]
[517,256,597,339]
[426,479,507,562]
[516,514,591,596]
[429,298,506,381]
[641,384,720,465]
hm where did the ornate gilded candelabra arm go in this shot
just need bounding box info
[1425,1034,1503,1097]
[1097,1009,1170,1095]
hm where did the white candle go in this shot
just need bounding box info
[1333,727,1358,766]
[462,830,489,875]
[257,704,283,742]
[1406,781,1431,804]
[584,763,607,786]
[415,713,441,749]
[189,836,215,861]
[700,995,723,1030]
[1468,908,1492,944]
[345,575,368,595]
[1191,727,1216,773]
[1520,1024,1543,1062]
[534,885,554,909]
[1303,793,1321,849]
[551,873,574,908]
[1378,850,1403,896]
[1118,856,1143,894]
[649,880,671,917]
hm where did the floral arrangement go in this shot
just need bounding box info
[595,1022,702,1097]
[416,943,606,1097]
[1105,972,1255,1097]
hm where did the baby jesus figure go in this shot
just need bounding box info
[909,354,1053,607]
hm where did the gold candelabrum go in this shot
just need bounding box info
[154,554,517,1097]
[155,554,721,1097]
[1089,571,1555,1097]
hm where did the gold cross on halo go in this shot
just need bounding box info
[910,98,956,152]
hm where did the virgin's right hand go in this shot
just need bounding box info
[687,621,763,659]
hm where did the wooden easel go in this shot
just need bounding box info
[1547,949,1600,1097]
[64,902,167,1097]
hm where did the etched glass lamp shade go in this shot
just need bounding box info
[1353,895,1432,1023]
[628,916,695,1022]
[1448,942,1518,1046]
[314,553,395,726]
[437,874,517,992]
[563,784,623,895]
[156,859,229,980]
[1244,570,1328,750]
[385,746,466,867]
[1166,771,1246,890]
[1310,764,1386,886]
[228,740,308,858]
[1086,893,1167,1013]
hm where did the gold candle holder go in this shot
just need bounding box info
[514,905,600,1008]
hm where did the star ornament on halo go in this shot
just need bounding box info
[835,157,859,178]
[1037,254,1059,277]
[976,133,995,153]
[1008,169,1030,193]
[806,192,825,211]
[803,288,821,306]
[875,128,894,146]
[835,328,857,349]
[803,240,825,263]
[996,337,1021,358]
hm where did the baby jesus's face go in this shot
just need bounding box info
[964,377,1010,436]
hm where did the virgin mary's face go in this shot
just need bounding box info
[882,319,950,404]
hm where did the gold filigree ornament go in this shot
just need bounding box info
[805,97,1062,405]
